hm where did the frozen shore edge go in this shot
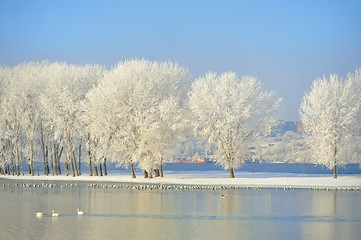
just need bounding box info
[1,172,361,190]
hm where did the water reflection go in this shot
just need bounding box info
[1,179,361,240]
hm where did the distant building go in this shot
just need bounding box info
[283,121,297,133]
[266,120,298,136]
[296,122,304,133]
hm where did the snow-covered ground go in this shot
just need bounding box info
[1,171,361,189]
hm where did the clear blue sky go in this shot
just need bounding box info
[1,0,361,120]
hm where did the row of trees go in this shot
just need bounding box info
[256,68,361,178]
[0,61,105,177]
[0,59,359,178]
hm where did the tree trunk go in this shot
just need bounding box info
[10,160,14,175]
[30,140,35,176]
[56,142,64,175]
[130,162,136,178]
[41,129,48,175]
[19,151,24,176]
[57,159,62,175]
[72,150,79,176]
[30,161,34,176]
[154,169,159,177]
[46,146,50,175]
[333,147,337,179]
[16,141,20,176]
[69,152,76,177]
[64,161,69,176]
[160,163,163,177]
[50,149,55,176]
[88,155,93,176]
[144,170,148,178]
[99,163,103,176]
[53,142,58,175]
[104,158,107,175]
[65,130,78,177]
[229,168,235,178]
[16,162,20,176]
[87,134,93,176]
[148,170,152,179]
[78,144,81,175]
[55,154,60,175]
[94,163,98,176]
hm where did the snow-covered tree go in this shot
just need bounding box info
[0,62,47,176]
[83,59,190,178]
[348,68,361,167]
[40,61,104,177]
[188,72,282,178]
[300,69,361,178]
[14,63,44,176]
[0,65,22,175]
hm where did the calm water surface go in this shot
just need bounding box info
[1,179,361,240]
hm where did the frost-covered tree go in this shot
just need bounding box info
[13,63,44,176]
[0,62,47,176]
[348,68,361,167]
[188,72,281,178]
[300,69,361,178]
[83,59,190,178]
[136,95,189,177]
[0,65,23,175]
[41,62,103,177]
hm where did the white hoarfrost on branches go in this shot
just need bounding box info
[0,61,104,177]
[83,59,190,178]
[40,62,104,177]
[0,62,49,176]
[300,68,361,178]
[2,58,357,180]
[188,72,282,178]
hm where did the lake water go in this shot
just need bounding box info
[21,161,361,177]
[1,178,361,240]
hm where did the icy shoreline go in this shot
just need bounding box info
[1,171,361,189]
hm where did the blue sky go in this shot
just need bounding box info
[1,0,361,120]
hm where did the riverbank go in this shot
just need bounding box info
[1,171,361,189]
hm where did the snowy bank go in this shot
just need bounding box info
[1,171,361,189]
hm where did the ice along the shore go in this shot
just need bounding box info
[1,171,361,190]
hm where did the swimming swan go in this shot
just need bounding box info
[77,208,84,215]
[35,211,43,217]
[52,210,59,217]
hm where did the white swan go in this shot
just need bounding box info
[77,208,84,215]
[52,210,59,217]
[35,211,43,217]
[222,194,228,198]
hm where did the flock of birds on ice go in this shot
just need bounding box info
[2,182,359,191]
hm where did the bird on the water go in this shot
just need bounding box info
[77,208,84,215]
[35,211,43,217]
[52,210,59,217]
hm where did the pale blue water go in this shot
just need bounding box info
[48,162,361,177]
[27,161,361,177]
[1,178,361,240]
